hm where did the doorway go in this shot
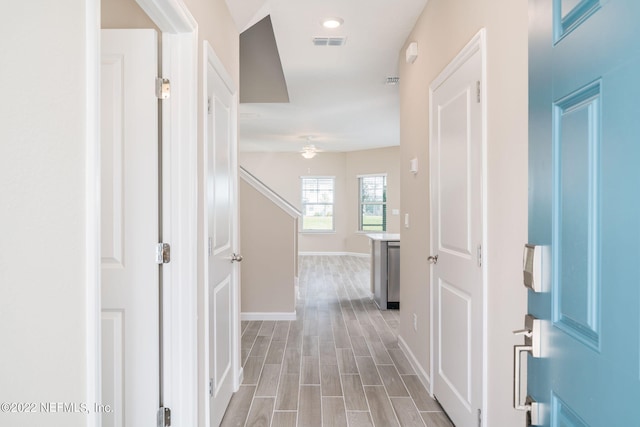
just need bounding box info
[93,1,200,426]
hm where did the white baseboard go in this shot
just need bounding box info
[299,251,369,258]
[398,334,432,394]
[241,311,297,321]
[236,367,244,391]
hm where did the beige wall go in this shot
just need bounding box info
[240,180,297,314]
[240,146,400,254]
[398,0,528,425]
[1,1,91,426]
[102,0,159,29]
[345,147,401,253]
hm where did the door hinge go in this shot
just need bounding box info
[477,408,482,427]
[156,78,171,100]
[156,243,171,264]
[207,97,212,115]
[476,80,481,103]
[157,407,171,427]
[477,244,482,267]
[209,378,214,397]
[208,237,213,256]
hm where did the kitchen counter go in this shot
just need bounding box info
[366,233,400,242]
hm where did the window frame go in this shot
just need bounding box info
[301,176,336,233]
[357,174,387,232]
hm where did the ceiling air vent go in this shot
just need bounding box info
[312,36,347,47]
[385,76,400,85]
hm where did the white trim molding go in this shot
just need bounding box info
[240,166,301,218]
[299,251,369,258]
[159,23,199,427]
[398,335,432,394]
[241,312,298,321]
[85,1,101,426]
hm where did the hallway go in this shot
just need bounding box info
[221,255,453,427]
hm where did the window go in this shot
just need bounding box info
[301,177,335,231]
[359,175,386,231]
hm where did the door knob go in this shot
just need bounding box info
[231,253,243,263]
[427,255,438,265]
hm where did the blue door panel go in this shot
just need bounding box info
[529,0,640,425]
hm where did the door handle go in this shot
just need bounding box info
[427,254,438,264]
[230,253,243,263]
[513,328,533,338]
[513,344,533,411]
[513,315,542,426]
[513,346,542,426]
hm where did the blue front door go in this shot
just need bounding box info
[528,0,640,425]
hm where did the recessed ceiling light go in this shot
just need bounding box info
[322,17,344,29]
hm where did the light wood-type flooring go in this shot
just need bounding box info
[221,255,454,427]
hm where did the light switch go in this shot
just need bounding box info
[392,209,400,215]
[410,158,418,174]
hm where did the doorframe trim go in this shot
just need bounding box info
[85,1,101,426]
[428,27,488,424]
[86,1,199,426]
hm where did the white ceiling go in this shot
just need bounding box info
[226,0,428,153]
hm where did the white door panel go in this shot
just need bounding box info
[101,29,159,427]
[430,37,484,427]
[205,45,239,427]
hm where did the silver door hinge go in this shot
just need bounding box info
[477,244,482,267]
[207,97,212,114]
[209,378,214,397]
[156,243,171,264]
[208,237,213,256]
[476,81,481,103]
[477,408,482,427]
[156,78,171,100]
[157,407,171,427]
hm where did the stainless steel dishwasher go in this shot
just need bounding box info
[386,241,400,309]
[372,239,400,310]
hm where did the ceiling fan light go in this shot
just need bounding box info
[322,17,344,29]
[301,150,317,159]
[301,144,317,159]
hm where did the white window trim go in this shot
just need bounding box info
[357,173,387,232]
[301,176,336,232]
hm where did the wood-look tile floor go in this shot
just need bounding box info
[221,255,454,427]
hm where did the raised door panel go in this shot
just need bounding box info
[430,38,483,427]
[528,1,640,425]
[100,29,159,427]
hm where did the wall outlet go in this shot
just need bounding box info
[413,313,418,331]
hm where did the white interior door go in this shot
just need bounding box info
[101,29,159,427]
[430,37,484,427]
[204,45,239,427]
